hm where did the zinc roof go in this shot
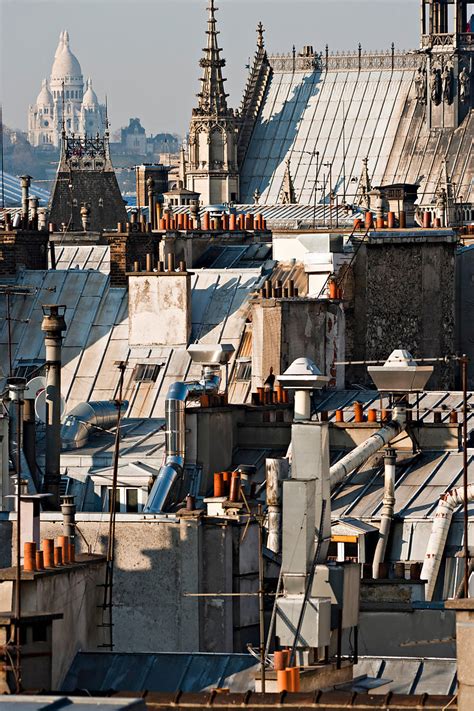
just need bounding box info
[240,67,415,205]
[0,265,261,418]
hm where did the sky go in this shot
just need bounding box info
[1,0,419,137]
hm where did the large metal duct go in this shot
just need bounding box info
[60,400,129,450]
[421,483,474,601]
[372,448,396,578]
[144,366,222,513]
[329,410,406,490]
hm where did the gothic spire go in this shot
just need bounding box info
[197,0,229,115]
[280,159,297,204]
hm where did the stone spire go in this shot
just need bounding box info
[257,21,265,50]
[356,157,371,209]
[197,0,229,114]
[280,160,296,204]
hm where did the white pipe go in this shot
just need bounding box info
[265,457,289,554]
[329,409,405,490]
[372,449,396,578]
[421,483,474,601]
[294,390,311,421]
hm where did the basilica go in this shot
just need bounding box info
[28,30,105,149]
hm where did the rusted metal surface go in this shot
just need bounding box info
[140,690,456,709]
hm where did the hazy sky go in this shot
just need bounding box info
[1,0,419,137]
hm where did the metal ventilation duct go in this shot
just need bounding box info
[144,343,235,513]
[60,400,129,450]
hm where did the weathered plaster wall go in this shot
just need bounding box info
[251,299,345,391]
[128,273,191,346]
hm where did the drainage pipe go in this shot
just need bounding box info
[421,483,474,601]
[372,448,396,578]
[144,366,221,513]
[329,409,405,491]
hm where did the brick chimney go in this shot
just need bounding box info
[0,228,48,276]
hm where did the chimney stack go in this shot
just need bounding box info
[41,305,67,509]
[20,175,31,225]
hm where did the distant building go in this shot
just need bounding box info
[49,132,127,231]
[120,118,147,156]
[28,30,105,149]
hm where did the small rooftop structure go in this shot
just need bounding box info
[278,357,329,390]
[368,349,434,393]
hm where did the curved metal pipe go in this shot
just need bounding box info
[372,448,396,578]
[421,483,474,601]
[144,368,221,513]
[329,410,405,491]
[60,400,129,450]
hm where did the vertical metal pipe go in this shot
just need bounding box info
[20,176,31,225]
[23,399,37,489]
[41,305,67,509]
[61,495,76,542]
[462,355,469,598]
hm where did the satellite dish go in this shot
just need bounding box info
[35,389,66,424]
[24,376,46,400]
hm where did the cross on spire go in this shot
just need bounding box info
[197,0,229,114]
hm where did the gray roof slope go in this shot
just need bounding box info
[62,652,258,694]
[0,266,261,418]
[353,656,456,696]
[240,66,415,204]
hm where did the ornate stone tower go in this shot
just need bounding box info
[420,0,473,129]
[186,0,240,206]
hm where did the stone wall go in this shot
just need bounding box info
[349,233,457,389]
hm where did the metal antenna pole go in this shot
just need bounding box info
[15,393,22,692]
[7,377,26,693]
[342,100,346,204]
[7,291,12,377]
[462,355,470,598]
[102,361,126,650]
[257,504,266,693]
[313,151,319,229]
[0,104,4,209]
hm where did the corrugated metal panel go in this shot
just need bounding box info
[62,652,258,694]
[354,656,456,696]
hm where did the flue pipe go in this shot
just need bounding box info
[41,305,67,509]
[266,458,289,555]
[329,408,405,490]
[20,175,31,223]
[144,367,222,513]
[372,448,396,578]
[60,495,76,543]
[421,483,474,601]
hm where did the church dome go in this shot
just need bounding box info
[36,78,53,106]
[82,78,99,108]
[51,30,82,79]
